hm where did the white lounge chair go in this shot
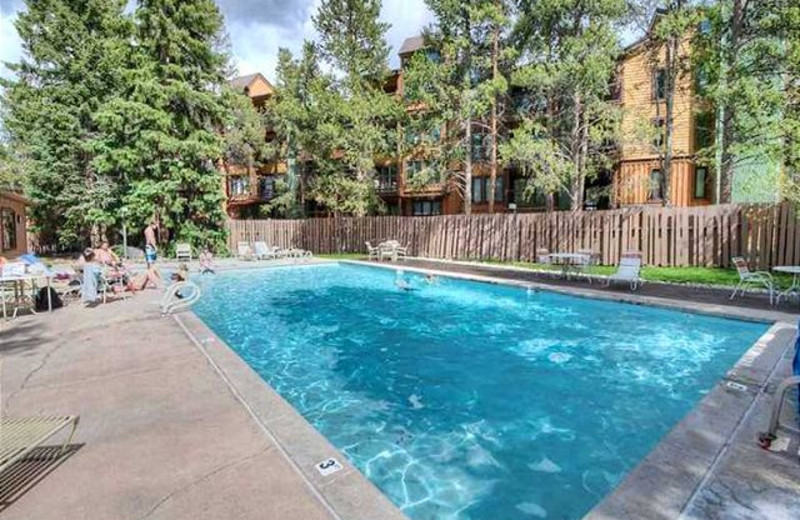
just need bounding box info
[253,241,278,260]
[606,255,643,291]
[730,256,773,304]
[536,248,551,264]
[237,242,255,260]
[175,243,192,261]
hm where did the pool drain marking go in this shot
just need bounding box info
[725,381,748,392]
[316,457,343,476]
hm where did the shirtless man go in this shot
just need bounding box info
[143,221,162,287]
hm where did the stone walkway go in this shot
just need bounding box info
[0,291,337,520]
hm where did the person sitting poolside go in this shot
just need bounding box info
[199,247,215,274]
[94,240,121,267]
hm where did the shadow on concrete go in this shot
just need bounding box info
[0,322,46,356]
[0,444,83,513]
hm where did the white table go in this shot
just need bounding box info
[773,266,800,304]
[547,253,591,279]
[0,272,54,319]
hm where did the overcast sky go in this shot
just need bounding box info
[0,0,433,81]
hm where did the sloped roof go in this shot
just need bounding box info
[229,72,274,93]
[399,35,425,56]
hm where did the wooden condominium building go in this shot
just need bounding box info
[225,13,779,218]
[223,73,286,219]
[614,12,780,207]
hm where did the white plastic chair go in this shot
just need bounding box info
[730,257,773,304]
[366,241,381,261]
[237,242,254,260]
[606,255,643,291]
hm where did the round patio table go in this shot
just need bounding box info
[547,253,591,279]
[773,265,800,304]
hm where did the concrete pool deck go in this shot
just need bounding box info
[1,257,799,519]
[0,278,403,520]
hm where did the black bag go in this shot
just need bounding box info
[35,287,63,312]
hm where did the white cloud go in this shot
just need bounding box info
[0,5,23,79]
[0,0,434,81]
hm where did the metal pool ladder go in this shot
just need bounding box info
[757,375,800,449]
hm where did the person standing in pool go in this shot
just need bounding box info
[143,221,163,287]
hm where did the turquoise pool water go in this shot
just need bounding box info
[193,263,768,520]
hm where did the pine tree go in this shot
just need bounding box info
[93,0,231,250]
[1,0,131,247]
[308,0,402,216]
[506,0,624,210]
[696,0,799,203]
[266,44,330,217]
[404,0,504,214]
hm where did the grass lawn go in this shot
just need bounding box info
[485,260,792,289]
[317,253,367,261]
[287,253,789,290]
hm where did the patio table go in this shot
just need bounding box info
[0,272,54,320]
[773,265,800,304]
[547,253,591,280]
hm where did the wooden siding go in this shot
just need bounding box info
[618,39,696,161]
[0,193,29,258]
[226,203,796,269]
[615,158,711,207]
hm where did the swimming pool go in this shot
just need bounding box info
[193,263,768,520]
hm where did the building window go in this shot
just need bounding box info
[228,176,249,197]
[1,207,17,252]
[649,169,663,201]
[652,117,665,148]
[652,68,667,101]
[471,132,489,162]
[376,164,398,191]
[471,177,504,203]
[259,175,276,200]
[694,166,709,199]
[494,177,504,202]
[472,177,485,203]
[412,200,442,216]
[425,49,441,63]
[694,112,714,151]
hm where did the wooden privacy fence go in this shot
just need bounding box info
[226,203,800,269]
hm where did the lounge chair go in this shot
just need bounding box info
[606,255,643,291]
[253,241,278,260]
[0,360,80,475]
[237,242,255,260]
[730,256,773,304]
[175,243,192,262]
[0,416,80,475]
[536,248,550,264]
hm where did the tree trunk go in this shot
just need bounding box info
[718,0,742,204]
[488,17,500,214]
[571,92,586,211]
[464,119,473,215]
[662,38,677,206]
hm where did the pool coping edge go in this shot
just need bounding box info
[173,310,410,520]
